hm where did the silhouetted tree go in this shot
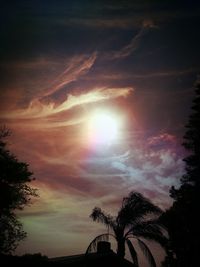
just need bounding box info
[0,253,49,267]
[87,192,168,267]
[161,82,200,267]
[0,127,37,254]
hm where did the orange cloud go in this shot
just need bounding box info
[1,87,133,128]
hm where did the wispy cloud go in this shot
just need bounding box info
[107,21,156,60]
[0,53,97,112]
[64,17,140,29]
[75,131,184,209]
[1,87,133,125]
[40,53,97,98]
[0,47,133,126]
[83,68,200,83]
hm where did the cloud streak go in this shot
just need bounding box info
[40,53,97,98]
[107,21,156,60]
[1,87,133,127]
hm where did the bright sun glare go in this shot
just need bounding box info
[88,110,121,146]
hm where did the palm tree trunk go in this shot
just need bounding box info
[117,239,125,258]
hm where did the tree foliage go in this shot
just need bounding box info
[88,192,168,267]
[0,127,37,254]
[161,82,200,267]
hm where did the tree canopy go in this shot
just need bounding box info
[0,128,37,254]
[161,82,200,267]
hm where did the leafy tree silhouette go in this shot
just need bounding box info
[87,192,168,267]
[0,127,37,254]
[161,81,200,267]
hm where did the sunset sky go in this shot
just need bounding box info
[0,0,200,265]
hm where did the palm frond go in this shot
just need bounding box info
[85,233,116,255]
[117,192,162,226]
[126,219,167,237]
[126,220,168,250]
[137,238,157,267]
[126,238,139,267]
[135,232,168,250]
[90,207,115,228]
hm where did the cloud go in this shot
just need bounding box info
[10,125,184,257]
[107,22,156,60]
[0,58,62,70]
[76,131,184,209]
[147,133,177,149]
[0,53,97,113]
[81,67,200,84]
[0,46,133,128]
[1,87,133,128]
[16,182,107,256]
[1,1,198,260]
[64,18,136,29]
[40,53,97,98]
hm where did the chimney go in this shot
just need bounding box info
[97,241,111,253]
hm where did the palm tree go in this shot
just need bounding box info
[87,192,168,267]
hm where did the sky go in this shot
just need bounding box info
[0,0,200,265]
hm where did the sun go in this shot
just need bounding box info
[87,110,121,146]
